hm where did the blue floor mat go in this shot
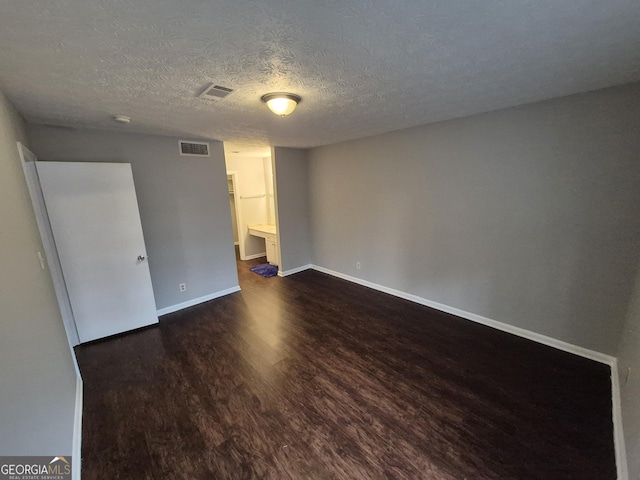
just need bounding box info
[249,263,279,278]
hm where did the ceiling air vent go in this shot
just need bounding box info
[179,140,210,157]
[199,83,234,100]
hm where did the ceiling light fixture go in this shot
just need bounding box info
[261,93,301,116]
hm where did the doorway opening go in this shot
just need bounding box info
[224,146,280,282]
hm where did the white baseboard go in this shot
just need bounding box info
[72,375,83,480]
[156,286,241,316]
[611,361,629,480]
[310,264,627,478]
[310,264,614,365]
[243,252,267,261]
[278,264,312,277]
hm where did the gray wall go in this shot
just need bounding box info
[618,262,640,478]
[0,91,77,455]
[27,126,238,311]
[308,82,640,356]
[273,147,312,273]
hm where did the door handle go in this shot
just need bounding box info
[137,255,146,263]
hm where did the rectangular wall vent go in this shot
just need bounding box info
[199,84,234,100]
[179,141,210,157]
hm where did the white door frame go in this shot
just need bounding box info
[17,142,81,350]
[270,149,283,274]
[227,171,246,259]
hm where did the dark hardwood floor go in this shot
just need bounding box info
[75,255,616,479]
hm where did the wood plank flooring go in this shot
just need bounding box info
[75,257,616,479]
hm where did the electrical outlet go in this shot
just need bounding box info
[179,283,187,292]
[356,262,361,270]
[37,251,46,270]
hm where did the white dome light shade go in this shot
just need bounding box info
[261,93,301,116]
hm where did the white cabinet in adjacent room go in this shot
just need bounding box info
[247,223,279,267]
[265,234,279,266]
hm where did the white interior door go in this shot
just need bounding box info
[36,161,158,343]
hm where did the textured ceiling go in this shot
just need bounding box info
[0,0,639,153]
